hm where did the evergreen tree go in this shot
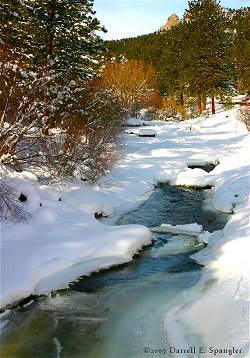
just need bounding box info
[0,1,32,62]
[0,1,105,130]
[158,22,189,104]
[0,0,120,181]
[185,0,232,114]
[231,8,250,93]
[26,0,105,80]
[23,0,105,132]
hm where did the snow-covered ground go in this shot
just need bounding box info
[1,108,249,355]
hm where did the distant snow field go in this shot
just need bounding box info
[1,108,249,356]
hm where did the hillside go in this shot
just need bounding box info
[105,6,250,104]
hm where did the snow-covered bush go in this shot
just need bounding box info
[0,179,30,223]
[138,108,158,121]
[27,79,126,182]
[0,59,50,166]
[0,0,115,183]
[0,58,125,182]
[156,97,190,121]
[237,106,250,131]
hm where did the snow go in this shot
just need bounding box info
[138,128,157,136]
[1,189,151,307]
[152,235,204,257]
[151,223,203,235]
[150,223,213,245]
[1,108,249,355]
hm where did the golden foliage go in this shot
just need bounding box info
[100,59,158,115]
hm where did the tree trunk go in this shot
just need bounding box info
[180,83,184,107]
[211,65,215,115]
[197,83,202,114]
[202,97,206,111]
[211,93,215,115]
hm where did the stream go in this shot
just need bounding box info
[0,183,228,358]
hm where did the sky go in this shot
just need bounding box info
[93,0,250,40]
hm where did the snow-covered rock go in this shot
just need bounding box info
[138,128,157,137]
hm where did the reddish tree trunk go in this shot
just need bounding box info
[211,94,215,115]
[202,97,206,111]
[180,84,184,107]
[197,83,202,114]
[211,65,215,115]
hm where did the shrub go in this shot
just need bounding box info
[0,73,126,183]
[100,59,158,117]
[157,97,189,121]
[0,179,29,223]
[223,100,234,110]
[237,106,250,131]
[0,59,51,167]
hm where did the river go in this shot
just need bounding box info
[0,183,228,358]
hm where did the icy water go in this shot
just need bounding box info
[0,185,228,358]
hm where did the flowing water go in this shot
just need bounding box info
[0,184,228,358]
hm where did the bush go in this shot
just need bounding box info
[223,100,234,110]
[1,75,126,183]
[46,79,126,182]
[156,97,190,121]
[237,106,250,131]
[100,59,158,117]
[0,179,29,223]
[0,59,51,167]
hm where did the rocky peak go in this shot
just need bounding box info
[159,13,180,32]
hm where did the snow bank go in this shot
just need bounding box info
[0,179,152,309]
[150,223,212,245]
[61,186,113,217]
[163,132,250,356]
[99,108,249,355]
[171,167,210,187]
[1,209,151,308]
[1,107,249,356]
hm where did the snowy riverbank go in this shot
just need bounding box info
[1,108,249,355]
[101,108,249,356]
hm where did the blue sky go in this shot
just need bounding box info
[93,0,249,40]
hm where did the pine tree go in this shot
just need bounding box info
[25,0,105,81]
[158,22,189,105]
[0,1,106,133]
[0,1,49,160]
[0,0,110,176]
[231,8,250,93]
[0,1,32,63]
[185,0,232,114]
[22,0,106,132]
